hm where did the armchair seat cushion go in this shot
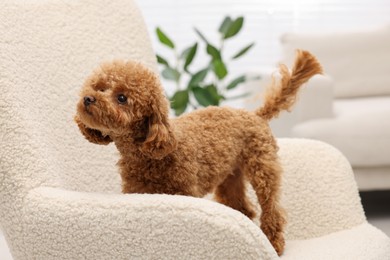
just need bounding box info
[292,96,390,167]
[282,223,390,260]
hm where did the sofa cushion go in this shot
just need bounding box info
[281,26,390,98]
[291,97,390,167]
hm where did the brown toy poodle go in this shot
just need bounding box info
[75,50,322,255]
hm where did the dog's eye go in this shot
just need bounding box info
[117,94,127,104]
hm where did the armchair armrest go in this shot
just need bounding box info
[18,187,278,260]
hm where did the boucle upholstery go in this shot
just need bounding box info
[1,0,389,259]
[277,139,365,240]
[283,223,390,260]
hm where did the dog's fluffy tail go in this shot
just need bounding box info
[256,50,323,121]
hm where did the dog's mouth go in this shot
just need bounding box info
[77,100,93,117]
[84,106,93,116]
[77,101,100,128]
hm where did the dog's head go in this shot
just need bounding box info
[75,61,177,159]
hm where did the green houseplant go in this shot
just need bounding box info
[156,16,257,115]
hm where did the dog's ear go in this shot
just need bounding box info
[139,104,177,159]
[74,116,112,145]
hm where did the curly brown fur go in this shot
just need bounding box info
[75,50,322,256]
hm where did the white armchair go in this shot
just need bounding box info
[1,1,389,259]
[246,26,390,191]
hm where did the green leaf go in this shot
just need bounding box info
[188,68,209,88]
[194,27,209,44]
[206,44,222,61]
[156,27,175,49]
[224,17,244,39]
[180,47,191,59]
[170,90,189,115]
[212,59,228,80]
[162,67,180,81]
[175,106,187,116]
[219,16,232,35]
[171,90,189,108]
[226,75,246,90]
[156,54,169,66]
[205,84,223,105]
[192,86,218,107]
[183,43,198,71]
[231,43,255,59]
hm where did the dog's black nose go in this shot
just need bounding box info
[84,96,96,106]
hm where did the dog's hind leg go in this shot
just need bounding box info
[214,169,256,219]
[243,142,286,256]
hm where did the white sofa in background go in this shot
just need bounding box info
[246,26,390,191]
[284,26,390,192]
[1,0,390,259]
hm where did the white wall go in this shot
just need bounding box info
[136,0,390,102]
[138,0,390,66]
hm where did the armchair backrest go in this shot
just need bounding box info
[0,0,157,216]
[281,25,390,98]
